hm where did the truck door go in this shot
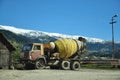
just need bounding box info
[31,45,41,60]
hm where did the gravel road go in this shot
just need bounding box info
[0,69,120,80]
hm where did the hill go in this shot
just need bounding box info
[0,25,120,59]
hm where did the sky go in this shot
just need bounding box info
[0,0,120,41]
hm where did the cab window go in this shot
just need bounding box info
[22,44,32,51]
[33,45,41,50]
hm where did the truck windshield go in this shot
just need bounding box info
[22,44,33,51]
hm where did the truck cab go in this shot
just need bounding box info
[20,43,46,69]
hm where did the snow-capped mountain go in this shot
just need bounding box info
[0,25,105,43]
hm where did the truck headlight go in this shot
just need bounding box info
[29,55,32,59]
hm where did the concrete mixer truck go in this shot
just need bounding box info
[19,37,86,70]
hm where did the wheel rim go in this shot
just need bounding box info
[74,63,79,69]
[64,62,69,67]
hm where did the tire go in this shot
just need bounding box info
[70,61,80,70]
[61,61,70,70]
[35,59,45,69]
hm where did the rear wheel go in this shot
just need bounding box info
[35,59,45,69]
[70,61,80,70]
[61,61,70,70]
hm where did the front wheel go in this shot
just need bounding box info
[70,61,80,71]
[35,59,45,69]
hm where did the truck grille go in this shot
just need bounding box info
[24,52,29,58]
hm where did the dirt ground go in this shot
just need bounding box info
[0,69,120,80]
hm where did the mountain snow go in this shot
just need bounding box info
[0,25,105,43]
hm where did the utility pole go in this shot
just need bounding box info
[109,14,118,59]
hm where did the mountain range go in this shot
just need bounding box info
[0,25,106,43]
[0,25,120,59]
